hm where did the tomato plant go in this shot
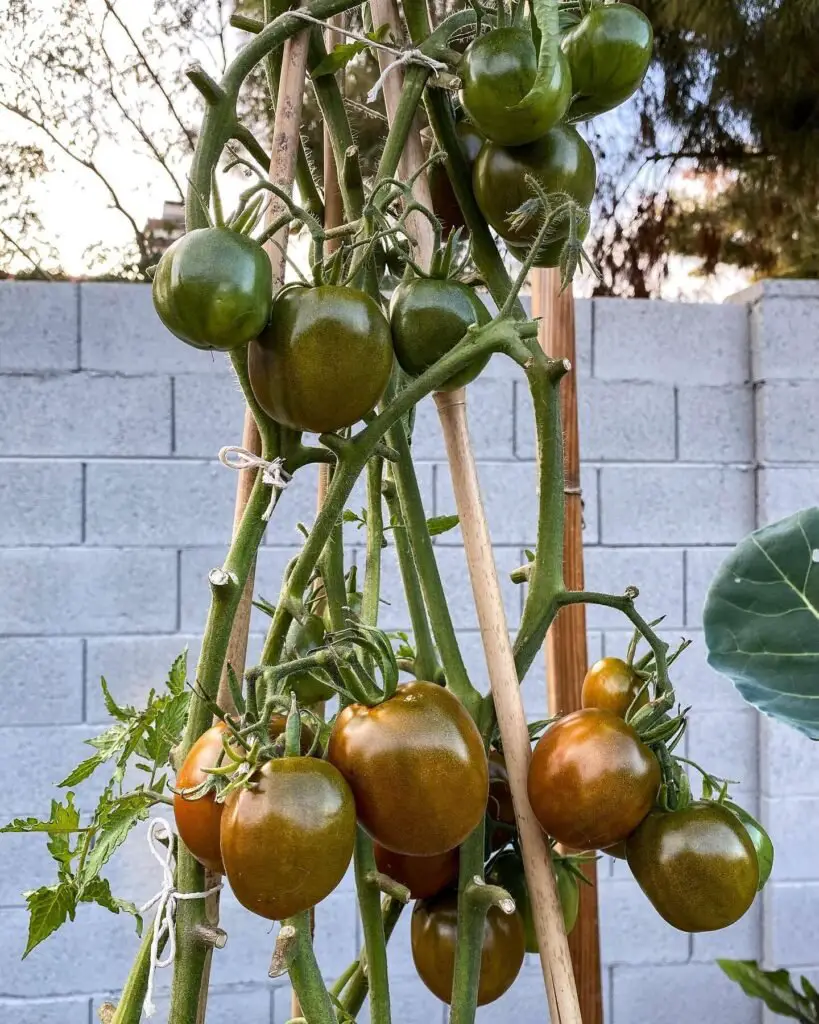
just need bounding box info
[249,284,394,433]
[327,682,489,856]
[527,708,661,849]
[220,757,356,920]
[581,656,648,718]
[487,849,580,951]
[173,723,228,874]
[411,891,526,1005]
[152,228,272,351]
[373,842,459,900]
[427,120,485,234]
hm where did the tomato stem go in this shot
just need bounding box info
[282,911,338,1024]
[339,896,404,1015]
[353,829,393,1023]
[361,456,385,627]
[449,821,488,1024]
[110,919,159,1024]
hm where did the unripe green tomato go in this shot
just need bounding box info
[283,613,336,704]
[249,284,394,434]
[473,126,596,248]
[561,3,654,121]
[389,278,490,390]
[152,228,272,351]
[459,27,572,147]
[487,849,579,953]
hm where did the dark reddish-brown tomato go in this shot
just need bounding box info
[373,842,459,900]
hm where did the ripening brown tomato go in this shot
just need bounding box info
[487,750,516,849]
[373,842,459,900]
[581,657,648,718]
[626,802,759,932]
[220,758,356,920]
[527,709,660,850]
[267,712,318,756]
[327,682,488,856]
[174,723,228,874]
[412,892,525,1005]
[427,120,485,234]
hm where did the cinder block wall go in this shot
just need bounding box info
[0,279,817,1023]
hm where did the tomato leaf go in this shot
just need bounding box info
[311,24,389,78]
[22,883,77,958]
[100,677,132,722]
[717,960,818,1021]
[166,649,188,696]
[82,792,152,881]
[426,514,460,537]
[703,507,819,739]
[78,876,142,933]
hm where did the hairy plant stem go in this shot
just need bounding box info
[382,471,438,680]
[340,896,405,1016]
[361,456,385,627]
[285,911,338,1023]
[110,919,160,1024]
[353,829,393,1023]
[449,822,488,1024]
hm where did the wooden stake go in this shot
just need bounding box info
[533,269,604,1023]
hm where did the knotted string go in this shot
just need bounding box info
[218,445,291,521]
[138,818,222,1018]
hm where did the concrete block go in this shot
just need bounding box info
[0,999,90,1024]
[0,902,141,996]
[690,896,762,962]
[599,465,755,545]
[180,546,303,633]
[146,987,272,1024]
[0,548,177,635]
[0,373,171,456]
[678,385,754,463]
[729,280,819,304]
[685,547,734,627]
[474,959,549,1022]
[0,829,63,907]
[599,878,690,965]
[85,461,236,546]
[359,973,446,1024]
[762,797,819,881]
[758,467,819,526]
[757,382,819,462]
[80,283,229,374]
[173,369,248,457]
[208,895,285,988]
[749,295,819,381]
[762,717,819,797]
[611,963,761,1024]
[580,382,676,462]
[312,892,360,979]
[435,460,539,546]
[437,545,522,630]
[765,882,819,966]
[0,461,82,545]
[0,637,83,726]
[583,547,685,629]
[687,709,759,797]
[0,281,78,371]
[593,299,749,385]
[412,380,515,461]
[85,634,203,722]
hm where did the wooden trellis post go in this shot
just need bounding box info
[533,268,604,1023]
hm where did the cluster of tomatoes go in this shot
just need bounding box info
[428,3,653,265]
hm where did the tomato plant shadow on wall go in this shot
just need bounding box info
[0,1,797,1023]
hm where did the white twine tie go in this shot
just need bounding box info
[218,446,291,521]
[288,9,448,103]
[138,818,222,1018]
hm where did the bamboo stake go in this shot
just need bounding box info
[533,270,604,1023]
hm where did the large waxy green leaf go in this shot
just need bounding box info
[703,507,819,738]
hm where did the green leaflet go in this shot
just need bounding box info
[703,507,819,738]
[718,960,819,1022]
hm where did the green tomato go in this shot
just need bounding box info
[487,849,579,953]
[459,27,572,147]
[473,125,596,247]
[723,800,774,891]
[248,284,394,434]
[152,227,272,351]
[389,278,491,390]
[283,613,336,705]
[561,3,654,121]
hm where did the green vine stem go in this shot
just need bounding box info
[382,471,439,680]
[110,919,161,1024]
[340,896,405,1016]
[361,456,385,627]
[353,829,393,1023]
[279,912,338,1023]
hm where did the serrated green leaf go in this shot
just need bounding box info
[718,960,817,1020]
[45,794,80,873]
[801,975,819,1007]
[253,595,277,618]
[87,722,131,758]
[79,875,142,929]
[82,793,152,882]
[59,753,105,788]
[704,507,819,738]
[311,24,389,77]
[166,650,188,696]
[100,677,132,722]
[426,514,460,537]
[22,883,76,957]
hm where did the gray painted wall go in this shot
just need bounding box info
[1,279,818,1023]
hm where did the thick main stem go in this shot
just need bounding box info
[353,829,392,1023]
[449,824,487,1023]
[285,911,338,1023]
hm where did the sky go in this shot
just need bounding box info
[0,0,751,301]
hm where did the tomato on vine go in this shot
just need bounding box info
[249,284,394,433]
[527,708,660,849]
[173,723,229,874]
[152,227,272,351]
[220,757,356,920]
[487,849,579,951]
[626,801,759,932]
[373,842,459,901]
[561,3,654,122]
[473,125,596,248]
[427,121,485,234]
[283,613,336,704]
[459,27,572,146]
[411,892,525,1005]
[327,681,488,856]
[582,656,648,718]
